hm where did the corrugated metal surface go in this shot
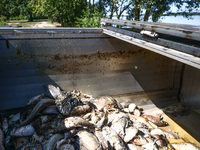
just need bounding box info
[0,28,182,111]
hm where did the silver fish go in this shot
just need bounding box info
[172,142,200,150]
[21,98,55,126]
[70,104,91,116]
[127,143,142,150]
[132,135,149,146]
[102,126,128,150]
[92,96,118,111]
[8,113,20,125]
[44,134,64,150]
[14,137,29,149]
[111,117,129,138]
[77,130,102,150]
[150,129,178,139]
[91,108,101,124]
[107,111,129,125]
[64,116,94,129]
[11,124,35,137]
[96,110,108,129]
[95,130,109,150]
[124,127,138,143]
[128,103,137,113]
[59,144,75,150]
[142,142,159,150]
[41,105,59,115]
[141,114,168,127]
[133,109,141,116]
[0,128,5,150]
[2,118,8,134]
[151,135,167,148]
[56,139,69,150]
[27,94,45,105]
[44,84,65,100]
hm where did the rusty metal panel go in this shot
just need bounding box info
[180,65,200,109]
[0,28,181,111]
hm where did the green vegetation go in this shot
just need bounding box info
[0,0,199,27]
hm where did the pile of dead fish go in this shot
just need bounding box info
[0,85,200,150]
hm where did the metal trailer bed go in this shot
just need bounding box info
[0,19,200,145]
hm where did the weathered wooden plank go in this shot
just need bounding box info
[103,28,200,69]
[103,26,200,57]
[101,18,200,41]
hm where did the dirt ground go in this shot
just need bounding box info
[7,19,61,28]
[31,21,59,28]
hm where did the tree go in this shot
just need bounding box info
[76,5,103,27]
[126,0,174,22]
[0,0,35,21]
[31,0,87,26]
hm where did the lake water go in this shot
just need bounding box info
[113,15,200,27]
[158,15,200,26]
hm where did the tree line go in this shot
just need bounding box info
[0,0,199,27]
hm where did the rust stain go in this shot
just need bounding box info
[16,49,21,55]
[185,35,193,40]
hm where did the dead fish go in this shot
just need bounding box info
[55,93,81,115]
[11,124,35,137]
[141,114,168,127]
[44,133,64,150]
[142,142,159,150]
[102,126,128,150]
[111,117,129,138]
[56,138,69,150]
[127,143,143,150]
[59,144,75,150]
[96,110,108,129]
[131,135,149,146]
[150,129,178,139]
[2,118,8,134]
[124,108,130,113]
[32,132,44,144]
[0,128,5,150]
[21,98,55,126]
[91,108,101,124]
[128,103,137,113]
[124,127,138,143]
[27,93,45,105]
[134,109,141,116]
[64,116,94,129]
[8,113,20,125]
[77,130,102,150]
[107,111,129,125]
[70,104,91,116]
[129,115,153,128]
[14,137,29,149]
[82,112,92,120]
[44,84,64,100]
[171,142,200,150]
[92,96,118,111]
[95,130,109,150]
[151,135,168,148]
[41,105,59,115]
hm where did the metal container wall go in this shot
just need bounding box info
[180,65,200,109]
[0,28,182,111]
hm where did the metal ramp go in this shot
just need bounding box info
[100,18,200,69]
